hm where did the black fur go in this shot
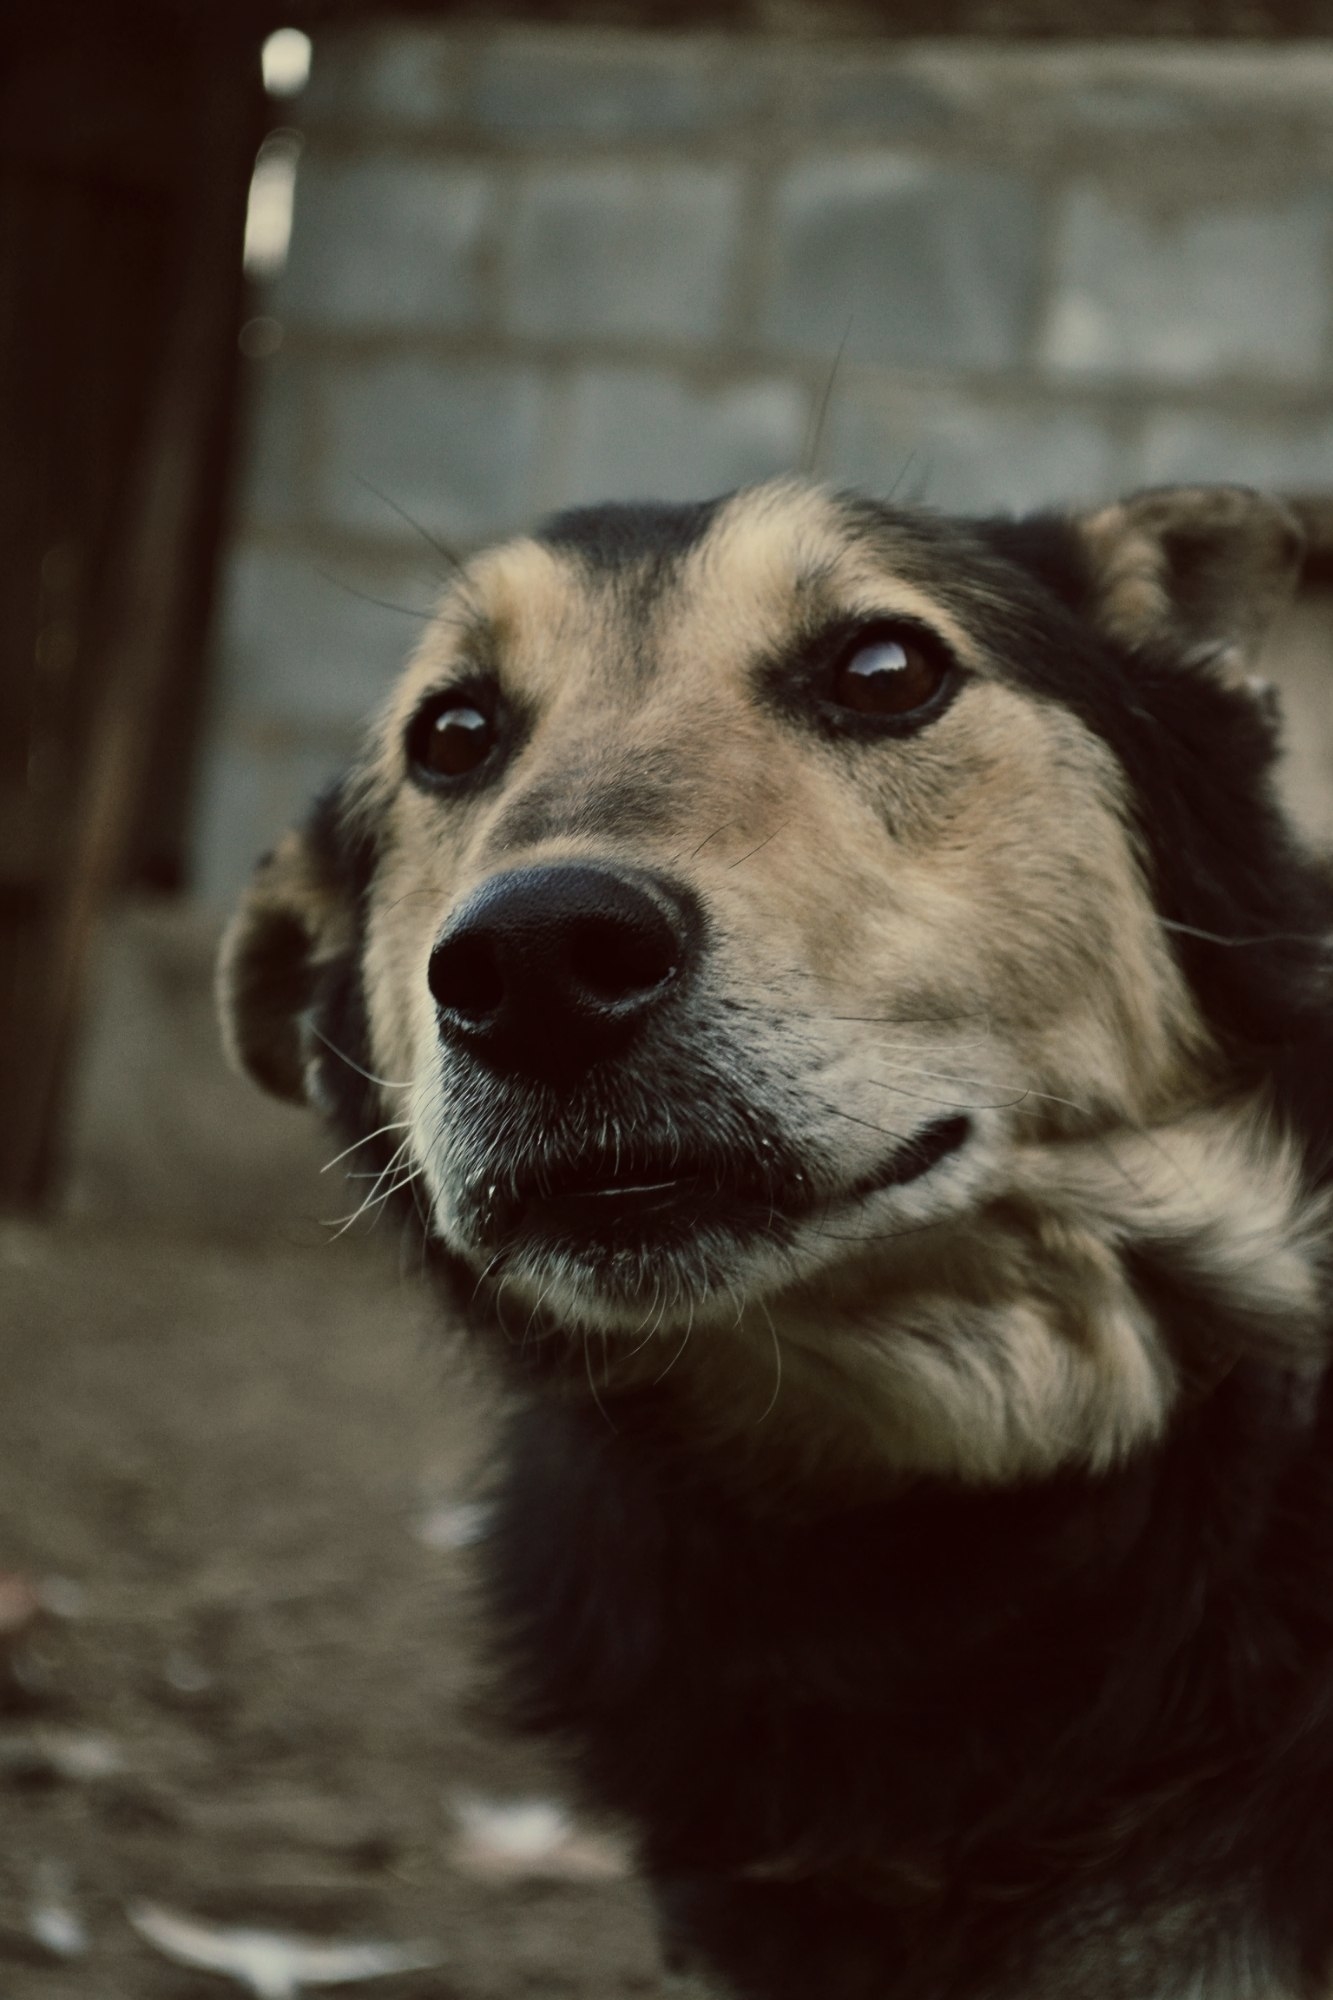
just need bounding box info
[485,1363,1333,1998]
[296,499,1333,1998]
[539,495,724,573]
[297,782,386,1168]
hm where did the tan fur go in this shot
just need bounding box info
[224,479,1322,1491]
[1078,503,1173,651]
[659,1098,1328,1493]
[365,486,1209,1128]
[1078,485,1304,671]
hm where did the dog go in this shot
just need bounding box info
[221,480,1333,1998]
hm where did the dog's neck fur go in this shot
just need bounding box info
[477,1091,1333,1845]
[470,1090,1329,1505]
[485,1325,1333,1996]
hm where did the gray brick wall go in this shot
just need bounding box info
[194,31,1333,901]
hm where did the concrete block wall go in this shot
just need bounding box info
[193,30,1333,901]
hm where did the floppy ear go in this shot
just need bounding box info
[218,816,359,1105]
[1075,485,1305,674]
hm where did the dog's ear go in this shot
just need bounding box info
[218,811,360,1105]
[1074,485,1305,674]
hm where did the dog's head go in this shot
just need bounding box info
[221,481,1333,1488]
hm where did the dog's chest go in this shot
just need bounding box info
[982,1892,1295,2000]
[662,1879,1291,2000]
[487,1399,1331,2000]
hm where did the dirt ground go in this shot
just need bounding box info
[0,1220,664,1997]
[0,933,666,2000]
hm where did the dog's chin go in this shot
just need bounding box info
[439,1112,977,1336]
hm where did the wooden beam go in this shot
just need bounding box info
[0,24,264,1205]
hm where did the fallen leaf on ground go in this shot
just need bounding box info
[0,1728,124,1784]
[128,1899,444,1999]
[447,1792,631,1883]
[36,1575,87,1620]
[29,1859,87,1959]
[0,1574,41,1639]
[0,1575,48,1708]
[412,1500,490,1552]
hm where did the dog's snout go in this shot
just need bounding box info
[428,864,696,1081]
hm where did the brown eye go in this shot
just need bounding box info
[407,696,497,783]
[831,629,952,722]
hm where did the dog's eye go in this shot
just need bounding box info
[830,627,952,723]
[407,695,497,784]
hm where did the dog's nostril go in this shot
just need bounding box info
[567,911,677,1006]
[429,932,504,1023]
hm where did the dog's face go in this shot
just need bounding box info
[223,481,1328,1488]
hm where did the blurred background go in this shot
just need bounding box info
[4,2,1333,1993]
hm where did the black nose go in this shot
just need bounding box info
[428,864,697,1081]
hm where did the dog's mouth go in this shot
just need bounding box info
[474,1112,972,1259]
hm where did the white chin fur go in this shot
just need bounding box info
[428,1111,995,1340]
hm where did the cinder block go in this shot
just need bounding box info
[231,352,311,529]
[469,31,762,142]
[1130,410,1333,491]
[557,366,807,508]
[1042,185,1333,383]
[509,165,743,345]
[819,384,1122,514]
[314,357,552,542]
[791,56,957,139]
[277,158,494,332]
[299,24,464,130]
[190,729,357,907]
[215,543,442,733]
[1058,80,1200,133]
[763,157,1043,370]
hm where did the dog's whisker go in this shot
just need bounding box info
[321,1120,411,1174]
[311,1026,415,1091]
[686,820,741,863]
[866,1055,1089,1119]
[323,1169,424,1241]
[355,1132,414,1183]
[311,568,437,622]
[801,313,854,475]
[490,1272,520,1347]
[626,1279,666,1356]
[864,1076,1030,1115]
[652,1292,695,1385]
[350,474,469,584]
[755,1298,783,1424]
[1160,917,1328,950]
[471,1247,509,1304]
[407,1174,435,1268]
[584,1330,619,1431]
[813,1101,919,1145]
[323,1135,422,1238]
[725,821,792,871]
[805,1213,953,1246]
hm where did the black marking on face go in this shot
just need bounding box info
[538,497,726,575]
